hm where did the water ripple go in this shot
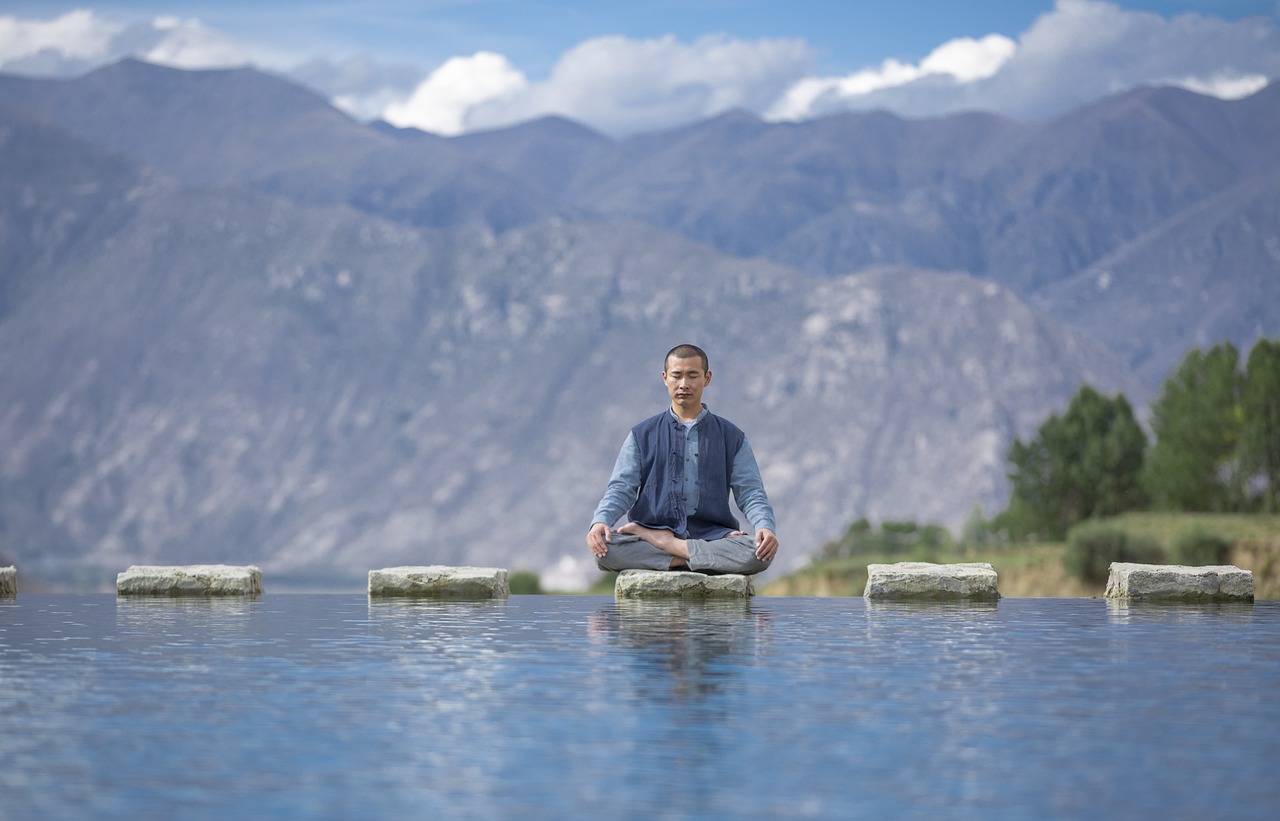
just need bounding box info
[1,594,1277,819]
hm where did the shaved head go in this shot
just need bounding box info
[664,344,708,372]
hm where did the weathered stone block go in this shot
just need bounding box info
[614,569,755,599]
[368,566,509,598]
[1105,563,1254,602]
[1,566,15,598]
[864,562,1000,600]
[116,565,263,596]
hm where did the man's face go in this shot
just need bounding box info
[663,355,711,415]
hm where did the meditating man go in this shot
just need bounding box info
[587,343,778,575]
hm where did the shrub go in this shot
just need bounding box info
[1065,522,1164,583]
[1171,527,1231,566]
[508,570,543,594]
[821,518,954,560]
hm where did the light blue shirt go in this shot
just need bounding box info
[592,407,777,535]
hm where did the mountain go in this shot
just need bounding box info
[0,60,567,231]
[0,60,1275,589]
[0,59,382,185]
[0,103,1140,589]
[4,62,1273,384]
[0,103,152,320]
[1032,166,1280,385]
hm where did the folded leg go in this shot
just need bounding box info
[595,534,683,572]
[686,534,771,575]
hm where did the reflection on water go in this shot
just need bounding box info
[1106,598,1258,623]
[588,599,765,701]
[864,598,1000,615]
[1,595,1278,820]
[115,596,266,641]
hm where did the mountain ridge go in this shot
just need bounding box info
[0,61,1275,589]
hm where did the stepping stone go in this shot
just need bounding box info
[1,566,15,598]
[1105,563,1254,602]
[864,562,1000,600]
[614,569,754,599]
[368,566,509,599]
[116,565,263,596]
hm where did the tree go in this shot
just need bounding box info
[1242,339,1280,511]
[1142,343,1245,511]
[1006,385,1147,538]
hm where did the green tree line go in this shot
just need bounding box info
[819,518,954,562]
[998,337,1280,539]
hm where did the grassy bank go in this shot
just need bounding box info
[761,513,1280,598]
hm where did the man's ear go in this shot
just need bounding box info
[705,370,712,386]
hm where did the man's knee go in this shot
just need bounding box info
[734,554,772,576]
[596,554,626,573]
[689,534,771,575]
[729,535,771,572]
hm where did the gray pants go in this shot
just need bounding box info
[596,533,771,576]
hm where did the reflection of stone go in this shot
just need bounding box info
[1105,598,1257,623]
[864,562,1000,600]
[116,565,263,596]
[1105,563,1253,602]
[594,598,764,702]
[368,566,509,598]
[614,569,754,599]
[1,566,15,597]
[865,598,999,614]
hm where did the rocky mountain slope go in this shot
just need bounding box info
[0,61,1274,588]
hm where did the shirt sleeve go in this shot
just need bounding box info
[730,437,777,534]
[591,431,641,528]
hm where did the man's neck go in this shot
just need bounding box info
[671,404,704,423]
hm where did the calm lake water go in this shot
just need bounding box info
[2,594,1278,820]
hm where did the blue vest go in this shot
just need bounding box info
[629,409,745,540]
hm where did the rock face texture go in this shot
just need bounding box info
[5,64,1279,591]
[614,569,755,599]
[863,562,1001,600]
[1,566,15,597]
[367,566,510,598]
[1105,563,1254,602]
[116,565,263,596]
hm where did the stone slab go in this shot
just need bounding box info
[864,562,1000,600]
[614,569,755,599]
[1105,563,1254,602]
[116,565,263,596]
[1,566,15,598]
[368,566,509,598]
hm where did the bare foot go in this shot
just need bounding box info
[617,522,691,561]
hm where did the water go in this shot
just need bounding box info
[2,594,1278,820]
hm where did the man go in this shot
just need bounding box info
[587,344,778,575]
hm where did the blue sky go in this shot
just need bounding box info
[2,1,1278,135]
[7,1,1275,70]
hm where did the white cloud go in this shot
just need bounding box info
[1170,72,1270,100]
[0,2,1276,136]
[382,51,528,135]
[412,33,812,137]
[768,34,1014,121]
[990,0,1280,117]
[139,16,252,69]
[768,0,1280,124]
[0,9,120,65]
[287,55,424,122]
[921,33,1018,82]
[0,9,251,76]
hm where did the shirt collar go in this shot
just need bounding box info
[668,404,709,426]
